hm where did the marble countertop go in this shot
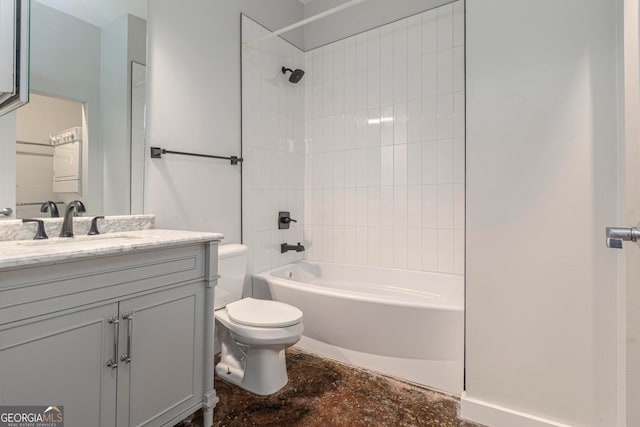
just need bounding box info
[0,229,223,270]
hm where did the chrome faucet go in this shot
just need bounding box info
[40,201,59,218]
[59,200,86,237]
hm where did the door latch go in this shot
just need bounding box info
[606,226,640,249]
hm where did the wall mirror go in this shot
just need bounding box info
[0,0,147,219]
[0,0,29,116]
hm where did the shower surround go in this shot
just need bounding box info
[242,1,464,276]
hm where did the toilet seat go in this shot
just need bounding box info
[226,298,303,328]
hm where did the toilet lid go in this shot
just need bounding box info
[226,298,303,328]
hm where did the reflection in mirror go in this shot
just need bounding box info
[130,62,146,214]
[16,93,85,218]
[6,0,147,219]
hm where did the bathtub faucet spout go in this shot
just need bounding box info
[281,242,305,253]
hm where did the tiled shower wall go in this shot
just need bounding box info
[303,2,464,274]
[241,16,306,275]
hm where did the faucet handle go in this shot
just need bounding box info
[22,218,48,240]
[88,216,105,235]
[278,211,298,229]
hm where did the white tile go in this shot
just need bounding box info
[356,110,368,148]
[437,49,454,95]
[368,147,381,187]
[322,188,333,225]
[407,184,422,228]
[367,226,381,266]
[334,225,346,263]
[437,4,454,51]
[453,46,464,92]
[345,37,356,74]
[323,79,333,117]
[334,188,345,226]
[323,45,334,81]
[437,94,454,139]
[437,183,454,228]
[394,226,408,269]
[367,107,381,147]
[380,23,394,64]
[437,229,454,273]
[407,98,422,143]
[437,140,454,183]
[356,148,368,187]
[422,229,438,272]
[333,39,346,78]
[334,76,345,114]
[422,141,437,184]
[344,149,357,187]
[407,15,422,58]
[312,48,324,83]
[356,187,368,226]
[422,53,437,98]
[368,66,380,108]
[407,56,422,101]
[344,112,357,149]
[355,71,368,111]
[394,61,408,103]
[454,91,465,138]
[393,19,408,64]
[368,186,381,226]
[356,226,368,264]
[381,226,395,268]
[367,27,381,69]
[380,61,394,106]
[454,183,465,229]
[344,226,357,263]
[344,187,356,225]
[394,102,408,145]
[422,9,437,55]
[394,144,408,186]
[407,142,422,185]
[453,0,464,47]
[422,184,438,228]
[453,229,464,275]
[394,186,408,228]
[453,137,465,184]
[333,152,346,188]
[311,189,323,225]
[356,33,368,72]
[381,186,394,225]
[380,104,394,146]
[323,226,334,262]
[422,96,437,141]
[344,72,356,113]
[407,228,422,270]
[381,146,394,186]
[312,83,323,119]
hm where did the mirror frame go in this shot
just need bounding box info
[0,0,29,117]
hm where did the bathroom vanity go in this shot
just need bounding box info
[0,228,222,427]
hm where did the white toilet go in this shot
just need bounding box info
[215,244,304,395]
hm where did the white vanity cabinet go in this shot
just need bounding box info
[0,236,220,427]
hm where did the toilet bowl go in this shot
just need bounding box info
[214,244,304,395]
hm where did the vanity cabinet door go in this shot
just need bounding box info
[115,282,205,427]
[0,302,119,427]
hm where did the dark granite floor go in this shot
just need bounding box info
[176,348,483,427]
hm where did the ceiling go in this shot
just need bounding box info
[35,0,147,28]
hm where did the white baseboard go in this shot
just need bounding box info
[460,392,572,427]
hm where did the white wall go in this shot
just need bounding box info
[303,0,453,50]
[464,0,619,426]
[241,16,306,274]
[304,3,464,273]
[145,0,304,240]
[0,112,16,218]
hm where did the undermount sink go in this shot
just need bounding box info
[17,234,144,246]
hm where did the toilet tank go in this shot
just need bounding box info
[215,244,249,310]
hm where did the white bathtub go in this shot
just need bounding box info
[253,261,464,394]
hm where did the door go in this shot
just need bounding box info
[0,303,119,427]
[621,1,640,425]
[116,283,204,427]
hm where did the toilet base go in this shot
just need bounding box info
[216,327,290,395]
[216,345,289,395]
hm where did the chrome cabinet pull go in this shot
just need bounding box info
[106,316,119,369]
[0,208,12,217]
[120,313,133,363]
